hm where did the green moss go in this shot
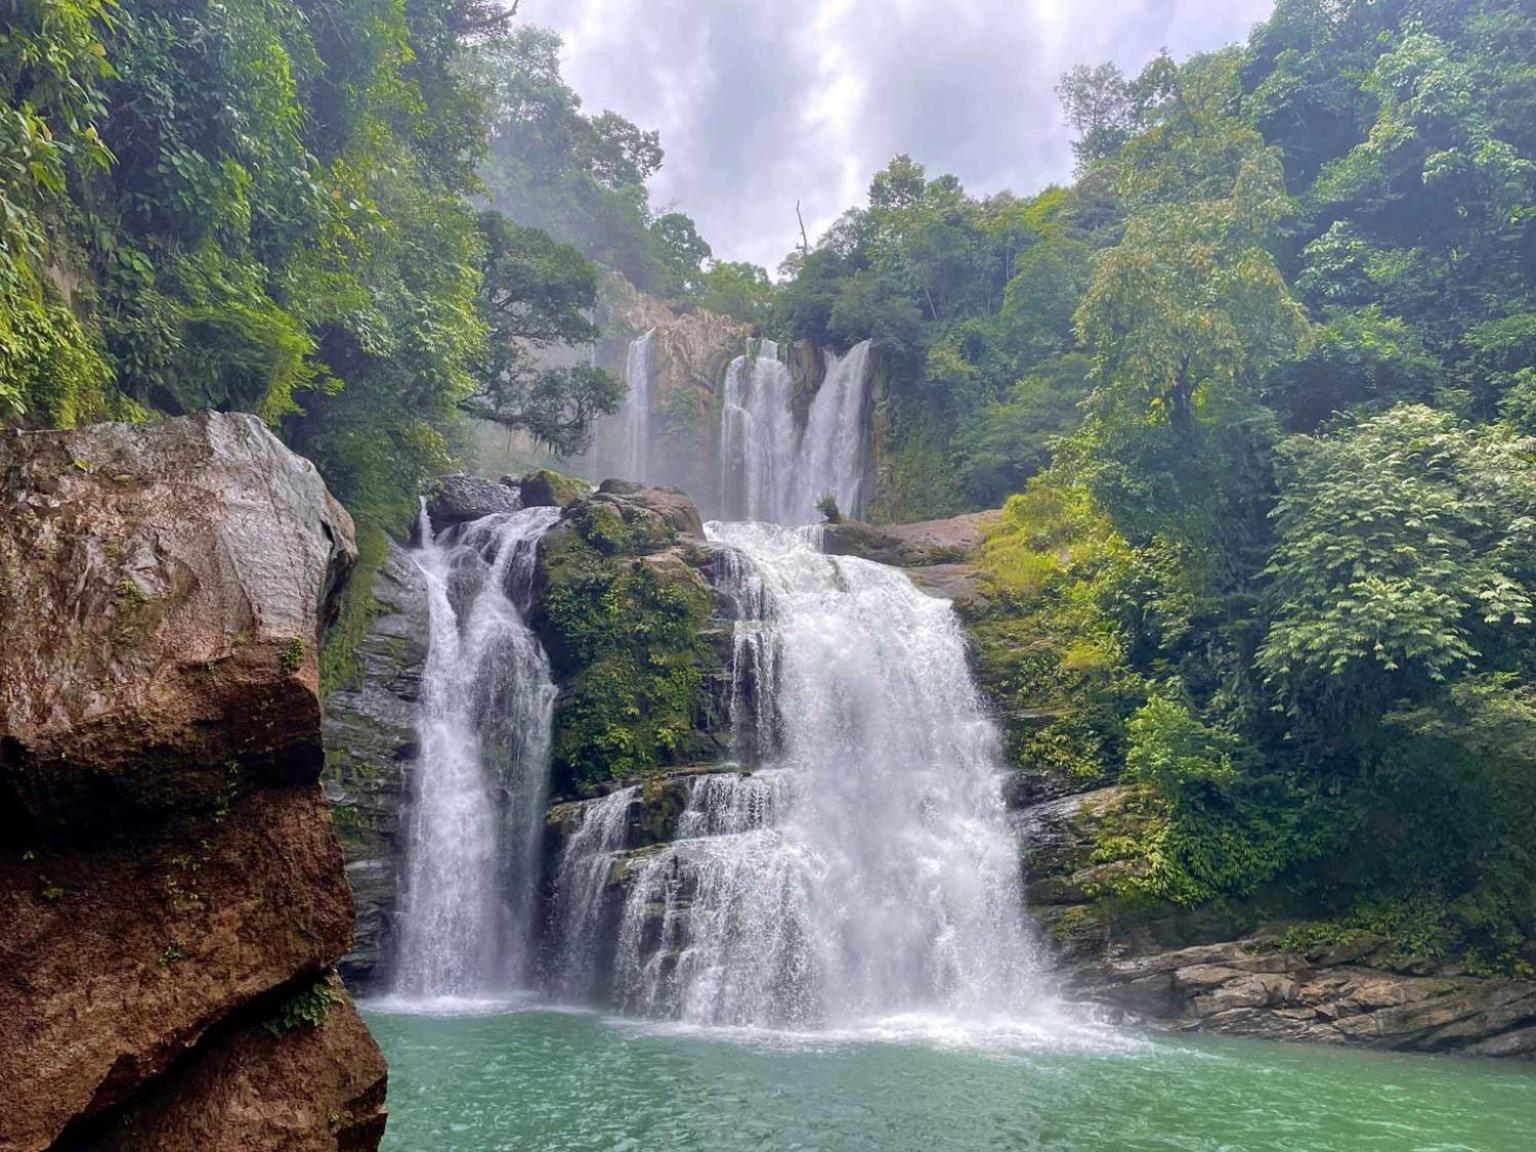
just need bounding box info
[319,520,388,698]
[280,636,305,674]
[540,518,713,796]
[264,975,341,1037]
[520,467,589,509]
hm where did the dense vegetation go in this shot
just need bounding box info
[534,497,714,796]
[770,0,1536,969]
[0,2,736,526]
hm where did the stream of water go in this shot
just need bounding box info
[389,505,561,1003]
[557,520,1041,1027]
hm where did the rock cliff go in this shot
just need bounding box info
[0,413,387,1150]
[583,275,751,504]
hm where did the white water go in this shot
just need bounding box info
[391,504,562,1002]
[617,328,656,481]
[718,340,874,525]
[592,522,1041,1028]
[551,786,637,1001]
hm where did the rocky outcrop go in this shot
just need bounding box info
[322,543,429,985]
[1014,785,1536,1058]
[818,510,1001,614]
[424,472,520,529]
[1078,936,1536,1057]
[0,413,387,1150]
[531,481,735,799]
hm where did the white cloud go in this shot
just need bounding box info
[519,0,1275,268]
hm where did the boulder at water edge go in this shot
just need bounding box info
[0,412,387,1152]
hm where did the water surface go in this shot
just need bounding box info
[366,1007,1536,1151]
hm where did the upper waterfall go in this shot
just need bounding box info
[616,328,656,482]
[390,504,562,1002]
[718,339,874,525]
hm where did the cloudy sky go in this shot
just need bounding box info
[523,0,1276,269]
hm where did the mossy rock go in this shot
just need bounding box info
[519,468,589,509]
[533,505,721,798]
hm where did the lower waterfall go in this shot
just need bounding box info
[554,521,1041,1028]
[390,505,562,1002]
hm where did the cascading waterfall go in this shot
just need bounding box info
[550,786,637,1000]
[718,340,873,525]
[391,504,562,1001]
[585,521,1040,1027]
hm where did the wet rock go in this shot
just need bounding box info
[424,472,520,529]
[322,541,429,987]
[0,413,384,1150]
[0,412,356,837]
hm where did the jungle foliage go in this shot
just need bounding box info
[0,2,705,531]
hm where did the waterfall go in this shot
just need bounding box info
[617,328,656,481]
[596,522,1039,1028]
[718,340,874,525]
[391,504,562,1002]
[718,340,798,523]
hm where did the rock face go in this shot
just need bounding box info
[1077,936,1536,1057]
[0,413,387,1151]
[424,472,520,530]
[580,273,751,505]
[322,542,429,985]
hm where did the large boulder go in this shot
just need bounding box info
[424,472,519,530]
[0,412,356,835]
[0,413,386,1151]
[517,467,589,509]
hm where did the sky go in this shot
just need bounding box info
[522,0,1277,270]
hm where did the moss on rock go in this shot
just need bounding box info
[533,487,720,797]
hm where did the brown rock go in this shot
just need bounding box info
[61,984,387,1152]
[0,412,356,838]
[592,479,705,539]
[0,787,355,1150]
[0,414,384,1151]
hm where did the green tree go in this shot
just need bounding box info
[1259,405,1536,732]
[464,211,621,453]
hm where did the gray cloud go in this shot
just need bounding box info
[525,0,1275,269]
